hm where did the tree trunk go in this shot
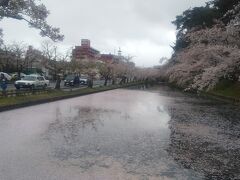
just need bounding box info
[104,77,108,86]
[55,75,61,89]
[145,78,149,88]
[112,78,115,85]
[88,79,93,88]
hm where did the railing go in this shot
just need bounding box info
[0,80,142,98]
[0,88,51,98]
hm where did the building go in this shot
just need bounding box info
[72,39,100,61]
[25,46,44,68]
[72,39,133,68]
[98,54,121,64]
[25,46,58,78]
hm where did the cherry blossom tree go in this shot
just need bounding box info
[97,61,113,86]
[0,0,64,42]
[161,1,240,91]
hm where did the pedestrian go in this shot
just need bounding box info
[0,73,8,97]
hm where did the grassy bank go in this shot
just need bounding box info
[204,81,240,103]
[210,80,240,98]
[161,80,240,104]
[0,82,143,112]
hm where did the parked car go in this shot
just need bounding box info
[64,75,80,86]
[80,77,88,85]
[15,75,49,89]
[0,72,12,81]
[11,73,26,81]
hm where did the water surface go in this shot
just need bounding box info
[0,86,239,179]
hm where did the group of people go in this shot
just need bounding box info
[0,74,8,96]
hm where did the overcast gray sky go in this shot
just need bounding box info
[0,0,208,67]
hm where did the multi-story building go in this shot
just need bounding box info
[98,54,121,64]
[72,39,100,61]
[25,46,56,79]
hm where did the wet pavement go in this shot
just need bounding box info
[0,85,239,179]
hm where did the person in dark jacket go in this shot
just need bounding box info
[0,73,8,96]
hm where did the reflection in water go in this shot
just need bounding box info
[45,89,204,179]
[1,86,239,179]
[46,106,111,160]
